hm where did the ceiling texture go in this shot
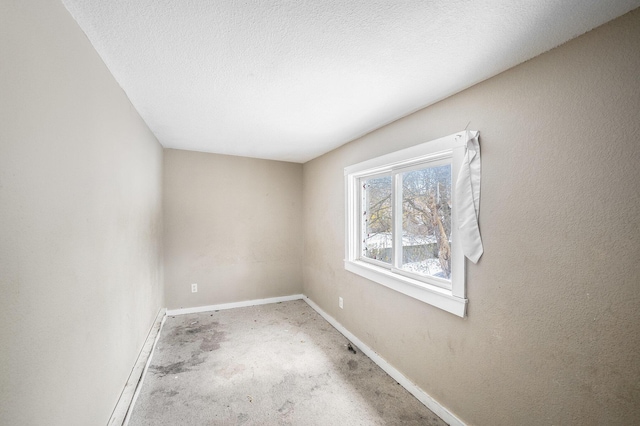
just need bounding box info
[62,0,640,163]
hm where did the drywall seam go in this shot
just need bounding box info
[108,307,166,426]
[303,297,466,426]
[122,311,168,426]
[166,294,305,316]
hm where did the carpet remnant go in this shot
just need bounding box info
[128,300,447,425]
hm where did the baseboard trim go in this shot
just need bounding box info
[108,307,166,426]
[166,294,305,316]
[122,311,167,425]
[303,297,466,426]
[121,296,464,426]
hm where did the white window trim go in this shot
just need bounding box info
[344,132,469,317]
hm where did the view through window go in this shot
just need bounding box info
[345,131,476,317]
[361,164,452,286]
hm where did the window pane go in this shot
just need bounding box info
[361,175,392,264]
[401,165,452,280]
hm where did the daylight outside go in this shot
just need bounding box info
[361,164,452,281]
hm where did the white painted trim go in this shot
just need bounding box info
[122,312,167,426]
[345,260,467,317]
[344,131,472,317]
[108,307,166,426]
[344,132,468,176]
[303,296,466,426]
[166,294,305,316]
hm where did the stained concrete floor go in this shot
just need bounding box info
[128,300,447,425]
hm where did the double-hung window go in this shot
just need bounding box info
[345,132,473,317]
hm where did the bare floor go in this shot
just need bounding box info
[128,300,447,425]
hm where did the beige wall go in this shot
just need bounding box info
[163,149,303,309]
[303,9,640,426]
[0,1,164,425]
[2,0,638,424]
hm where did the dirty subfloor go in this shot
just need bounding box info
[128,300,447,425]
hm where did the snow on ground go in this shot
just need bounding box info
[402,259,444,278]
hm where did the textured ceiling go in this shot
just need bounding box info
[62,0,640,163]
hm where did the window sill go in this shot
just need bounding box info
[344,260,467,317]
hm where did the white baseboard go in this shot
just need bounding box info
[124,295,464,426]
[108,307,166,426]
[303,297,466,426]
[122,312,167,426]
[166,294,305,316]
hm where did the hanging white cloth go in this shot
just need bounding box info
[455,130,483,263]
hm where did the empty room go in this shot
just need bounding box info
[2,1,640,425]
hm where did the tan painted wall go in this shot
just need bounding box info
[0,1,164,425]
[163,149,303,309]
[303,9,640,426]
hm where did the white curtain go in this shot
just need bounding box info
[455,130,483,263]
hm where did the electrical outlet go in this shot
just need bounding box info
[191,283,198,293]
[339,297,343,309]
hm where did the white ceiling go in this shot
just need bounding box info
[62,0,639,163]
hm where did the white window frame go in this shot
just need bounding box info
[345,132,469,317]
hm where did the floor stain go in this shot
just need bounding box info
[166,320,227,352]
[150,352,204,377]
[271,373,297,395]
[278,399,295,418]
[309,372,330,393]
[130,301,448,426]
[200,329,226,351]
[151,389,179,398]
[188,352,205,366]
[150,360,188,377]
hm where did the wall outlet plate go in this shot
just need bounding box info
[191,283,198,293]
